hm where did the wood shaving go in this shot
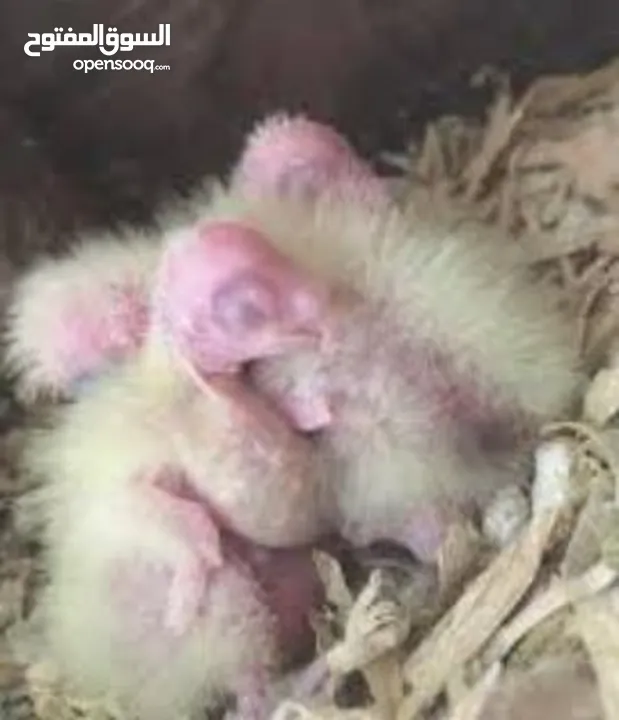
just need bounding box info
[362,655,404,720]
[444,663,502,720]
[584,366,619,425]
[397,510,560,719]
[561,484,612,577]
[271,701,381,720]
[574,588,619,719]
[436,522,486,598]
[484,562,617,665]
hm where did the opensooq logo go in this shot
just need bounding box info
[24,23,171,57]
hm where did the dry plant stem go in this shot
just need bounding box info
[526,58,619,115]
[417,124,446,183]
[576,276,612,356]
[583,367,619,426]
[445,663,502,720]
[362,654,404,720]
[312,551,354,612]
[574,255,614,290]
[397,510,559,720]
[574,589,619,720]
[463,88,531,201]
[271,703,381,720]
[445,667,470,707]
[437,522,484,594]
[485,562,617,664]
[496,149,523,235]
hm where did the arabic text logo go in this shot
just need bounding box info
[24,24,170,57]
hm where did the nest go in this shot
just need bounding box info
[283,58,619,720]
[5,58,619,720]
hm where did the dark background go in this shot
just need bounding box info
[1,0,618,263]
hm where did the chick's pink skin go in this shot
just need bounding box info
[251,300,537,565]
[154,221,330,373]
[107,221,331,550]
[152,218,463,565]
[154,221,334,433]
[137,467,224,633]
[7,265,150,399]
[59,282,149,386]
[234,113,387,203]
[111,487,324,646]
[108,468,325,719]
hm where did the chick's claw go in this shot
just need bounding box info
[352,599,410,656]
[328,570,412,673]
[365,602,403,633]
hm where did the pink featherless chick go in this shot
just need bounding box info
[22,219,398,720]
[231,112,387,203]
[4,113,381,404]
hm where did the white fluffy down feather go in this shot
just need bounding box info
[11,178,582,559]
[190,184,582,555]
[23,346,325,718]
[5,232,159,400]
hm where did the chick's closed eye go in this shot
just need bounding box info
[211,272,278,336]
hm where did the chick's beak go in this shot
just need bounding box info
[273,282,342,356]
[273,324,326,353]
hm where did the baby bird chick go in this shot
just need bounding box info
[21,220,335,719]
[4,113,377,402]
[7,113,583,566]
[27,460,322,720]
[231,112,386,203]
[197,179,583,562]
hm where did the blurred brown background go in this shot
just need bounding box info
[1,0,619,266]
